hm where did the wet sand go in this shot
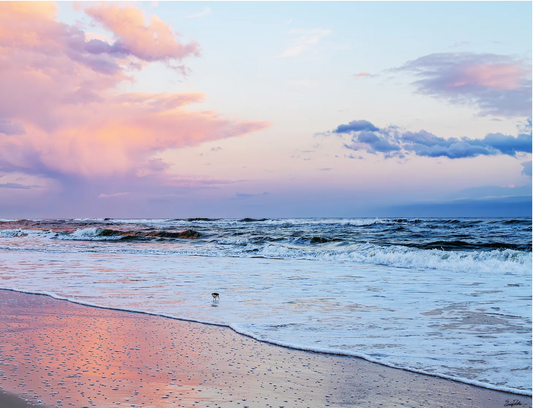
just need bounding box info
[0,389,41,408]
[0,289,530,408]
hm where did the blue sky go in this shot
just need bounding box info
[0,1,531,217]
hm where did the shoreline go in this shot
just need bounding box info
[1,287,531,398]
[0,289,531,408]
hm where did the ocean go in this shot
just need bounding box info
[0,217,531,395]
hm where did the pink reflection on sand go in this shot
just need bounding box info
[0,292,211,407]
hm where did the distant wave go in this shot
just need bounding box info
[0,227,201,241]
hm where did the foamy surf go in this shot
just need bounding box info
[0,246,530,395]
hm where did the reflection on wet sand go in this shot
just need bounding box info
[0,290,531,408]
[0,293,214,407]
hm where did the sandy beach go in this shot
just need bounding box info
[0,289,530,408]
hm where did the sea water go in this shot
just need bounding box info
[0,217,530,395]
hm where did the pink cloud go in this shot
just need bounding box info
[0,2,269,180]
[84,4,201,62]
[453,64,526,90]
[396,53,531,117]
[352,72,376,80]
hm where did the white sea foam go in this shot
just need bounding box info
[58,228,122,241]
[257,218,391,226]
[258,243,531,274]
[0,229,56,239]
[0,249,530,395]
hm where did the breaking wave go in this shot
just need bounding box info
[0,230,529,275]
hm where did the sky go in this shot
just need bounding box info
[0,1,531,218]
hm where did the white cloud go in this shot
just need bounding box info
[98,192,130,199]
[276,28,331,58]
[186,6,211,19]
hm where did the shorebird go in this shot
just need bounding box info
[211,292,220,302]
